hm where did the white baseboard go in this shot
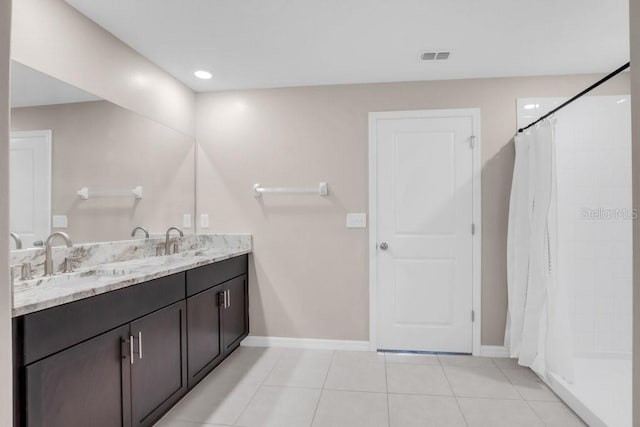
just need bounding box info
[479,345,510,357]
[241,336,370,351]
[242,337,510,357]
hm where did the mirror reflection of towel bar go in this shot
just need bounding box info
[77,186,144,200]
[253,183,328,198]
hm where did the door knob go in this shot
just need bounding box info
[379,242,389,251]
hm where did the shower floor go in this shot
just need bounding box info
[546,356,631,427]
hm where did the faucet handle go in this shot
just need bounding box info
[156,244,165,257]
[10,263,34,283]
[172,242,180,254]
[63,257,80,274]
[21,262,33,280]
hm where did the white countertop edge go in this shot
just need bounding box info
[12,249,252,317]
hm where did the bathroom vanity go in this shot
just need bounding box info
[7,19,252,427]
[11,236,251,427]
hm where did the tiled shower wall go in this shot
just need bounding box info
[518,96,632,356]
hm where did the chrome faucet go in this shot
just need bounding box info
[10,232,22,250]
[131,226,150,239]
[165,226,184,255]
[44,232,73,276]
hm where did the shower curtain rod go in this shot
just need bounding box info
[518,62,630,133]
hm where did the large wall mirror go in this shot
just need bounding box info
[9,61,195,249]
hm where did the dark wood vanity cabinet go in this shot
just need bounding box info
[130,301,187,427]
[24,325,132,427]
[14,254,249,427]
[186,285,224,386]
[221,275,249,353]
[15,273,187,427]
[185,256,249,388]
[23,301,188,427]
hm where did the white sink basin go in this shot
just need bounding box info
[94,256,171,276]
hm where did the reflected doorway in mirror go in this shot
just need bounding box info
[10,130,52,249]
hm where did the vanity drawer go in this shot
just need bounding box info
[186,255,248,297]
[20,272,186,365]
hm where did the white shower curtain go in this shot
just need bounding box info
[505,119,573,381]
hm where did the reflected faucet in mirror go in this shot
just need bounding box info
[165,227,184,255]
[131,226,150,239]
[44,232,73,276]
[10,232,22,250]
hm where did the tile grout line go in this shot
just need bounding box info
[439,358,470,427]
[230,348,286,426]
[493,359,548,425]
[308,349,335,427]
[497,362,562,402]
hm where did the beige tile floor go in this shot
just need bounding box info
[155,346,586,427]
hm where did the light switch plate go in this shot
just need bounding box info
[52,215,68,228]
[183,214,192,229]
[200,214,210,229]
[346,213,367,228]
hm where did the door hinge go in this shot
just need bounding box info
[471,310,475,322]
[471,223,476,235]
[469,135,476,149]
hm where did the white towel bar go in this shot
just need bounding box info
[77,186,144,200]
[253,182,328,197]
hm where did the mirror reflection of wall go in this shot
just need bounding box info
[9,61,195,249]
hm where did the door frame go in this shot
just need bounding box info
[368,109,482,355]
[10,129,53,243]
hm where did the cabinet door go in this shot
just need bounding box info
[25,325,131,427]
[222,275,248,353]
[186,285,223,387]
[130,301,187,427]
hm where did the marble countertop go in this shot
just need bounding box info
[13,246,251,317]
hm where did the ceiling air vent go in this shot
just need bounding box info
[421,51,450,61]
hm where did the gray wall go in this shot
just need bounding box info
[196,74,630,345]
[0,0,11,419]
[11,0,195,136]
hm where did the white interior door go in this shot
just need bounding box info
[372,110,479,353]
[10,130,52,248]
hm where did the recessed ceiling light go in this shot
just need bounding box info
[194,70,212,80]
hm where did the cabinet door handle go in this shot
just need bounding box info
[129,335,135,365]
[227,289,231,307]
[220,290,227,308]
[138,332,143,359]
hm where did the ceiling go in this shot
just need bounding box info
[65,0,630,92]
[11,61,101,108]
